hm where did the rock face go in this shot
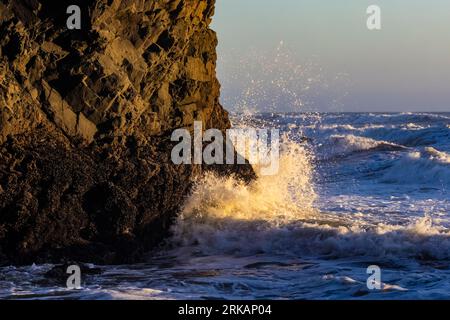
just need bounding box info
[0,0,254,265]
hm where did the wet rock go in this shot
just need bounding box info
[0,0,255,265]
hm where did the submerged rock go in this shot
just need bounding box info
[0,0,254,265]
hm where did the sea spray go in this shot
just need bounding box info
[171,136,318,254]
[218,43,350,115]
[170,113,450,261]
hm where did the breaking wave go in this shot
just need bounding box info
[320,134,407,159]
[380,148,450,185]
[170,137,450,262]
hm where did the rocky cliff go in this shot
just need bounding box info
[0,0,254,265]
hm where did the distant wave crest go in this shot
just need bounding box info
[380,147,450,185]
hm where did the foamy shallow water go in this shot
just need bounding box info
[1,112,449,300]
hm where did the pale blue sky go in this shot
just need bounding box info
[212,0,450,112]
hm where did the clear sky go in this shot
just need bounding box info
[212,0,450,112]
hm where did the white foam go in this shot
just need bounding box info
[320,124,387,131]
[320,134,405,158]
[424,147,450,164]
[380,148,450,185]
[172,141,317,250]
[171,137,450,261]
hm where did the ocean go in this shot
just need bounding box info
[1,112,449,300]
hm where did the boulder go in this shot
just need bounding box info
[0,0,255,265]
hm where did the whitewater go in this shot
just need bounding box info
[0,112,449,299]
